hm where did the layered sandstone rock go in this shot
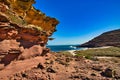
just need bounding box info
[0,0,59,66]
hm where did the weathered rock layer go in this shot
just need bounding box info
[0,0,58,67]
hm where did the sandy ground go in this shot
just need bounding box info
[67,50,76,56]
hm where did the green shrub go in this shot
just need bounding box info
[75,47,120,57]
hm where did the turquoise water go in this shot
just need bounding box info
[47,45,82,52]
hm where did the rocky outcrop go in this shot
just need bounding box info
[79,29,120,48]
[0,0,58,66]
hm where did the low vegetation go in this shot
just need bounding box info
[74,47,120,58]
[57,51,73,57]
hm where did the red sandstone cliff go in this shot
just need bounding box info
[0,0,58,72]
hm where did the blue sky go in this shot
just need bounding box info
[34,0,120,45]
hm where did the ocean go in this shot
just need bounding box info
[47,44,83,52]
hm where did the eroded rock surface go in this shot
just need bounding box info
[0,0,59,75]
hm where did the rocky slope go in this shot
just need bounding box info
[79,29,120,48]
[3,52,120,80]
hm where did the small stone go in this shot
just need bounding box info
[92,66,103,71]
[66,58,71,62]
[45,60,51,64]
[47,67,56,73]
[91,73,96,76]
[114,69,120,79]
[21,73,27,78]
[73,75,80,78]
[37,63,44,69]
[102,68,113,77]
